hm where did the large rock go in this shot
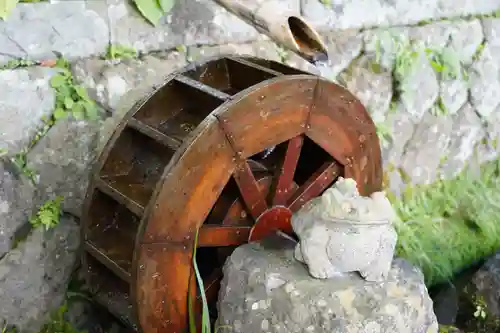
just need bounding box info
[0,1,109,65]
[0,67,56,153]
[72,51,186,112]
[301,0,500,31]
[0,215,80,333]
[399,112,453,185]
[439,103,485,178]
[0,160,37,257]
[26,118,104,218]
[108,0,261,53]
[217,238,438,333]
[469,43,500,118]
[338,55,393,124]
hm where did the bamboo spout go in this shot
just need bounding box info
[215,0,328,63]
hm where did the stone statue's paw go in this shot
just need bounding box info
[308,261,341,279]
[294,244,304,262]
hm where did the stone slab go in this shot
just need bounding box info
[108,0,261,53]
[0,67,56,154]
[72,51,186,112]
[0,215,80,333]
[0,161,37,258]
[0,1,109,65]
[301,0,500,31]
[26,118,104,218]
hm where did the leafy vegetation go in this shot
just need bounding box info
[10,149,37,184]
[370,32,468,141]
[133,0,175,25]
[0,59,36,70]
[29,196,64,230]
[37,302,83,333]
[392,158,500,286]
[50,57,98,121]
[1,302,83,333]
[103,44,138,61]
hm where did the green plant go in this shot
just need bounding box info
[472,42,486,62]
[473,295,487,320]
[104,44,138,61]
[30,196,64,230]
[10,150,37,184]
[50,57,98,121]
[430,96,448,116]
[0,58,35,70]
[425,47,466,81]
[38,302,83,333]
[276,45,290,63]
[189,228,211,333]
[375,121,392,147]
[393,158,500,286]
[133,0,176,26]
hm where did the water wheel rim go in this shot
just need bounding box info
[131,76,381,332]
[80,56,382,333]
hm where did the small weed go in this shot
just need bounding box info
[1,321,17,333]
[374,34,420,100]
[0,59,36,70]
[0,148,7,157]
[372,33,466,120]
[50,57,98,121]
[8,115,55,184]
[472,42,486,62]
[276,45,291,63]
[10,150,37,184]
[38,302,83,333]
[471,295,488,320]
[430,96,449,116]
[425,47,466,81]
[375,122,392,148]
[103,44,138,61]
[29,196,64,230]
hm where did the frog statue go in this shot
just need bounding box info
[292,177,398,282]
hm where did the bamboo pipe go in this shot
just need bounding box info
[215,0,329,63]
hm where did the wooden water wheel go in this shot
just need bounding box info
[81,56,382,333]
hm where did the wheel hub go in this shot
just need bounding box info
[248,206,293,242]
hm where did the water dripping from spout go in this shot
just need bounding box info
[311,58,337,82]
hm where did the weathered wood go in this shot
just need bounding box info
[81,56,382,333]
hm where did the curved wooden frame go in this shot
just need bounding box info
[81,56,382,333]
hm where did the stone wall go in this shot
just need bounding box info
[0,0,499,331]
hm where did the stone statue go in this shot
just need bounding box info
[292,177,398,282]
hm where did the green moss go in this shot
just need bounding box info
[393,159,500,286]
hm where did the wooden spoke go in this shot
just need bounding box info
[232,160,268,220]
[197,225,251,247]
[270,135,304,206]
[287,161,342,212]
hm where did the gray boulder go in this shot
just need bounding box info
[0,160,37,258]
[217,236,438,333]
[0,215,80,333]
